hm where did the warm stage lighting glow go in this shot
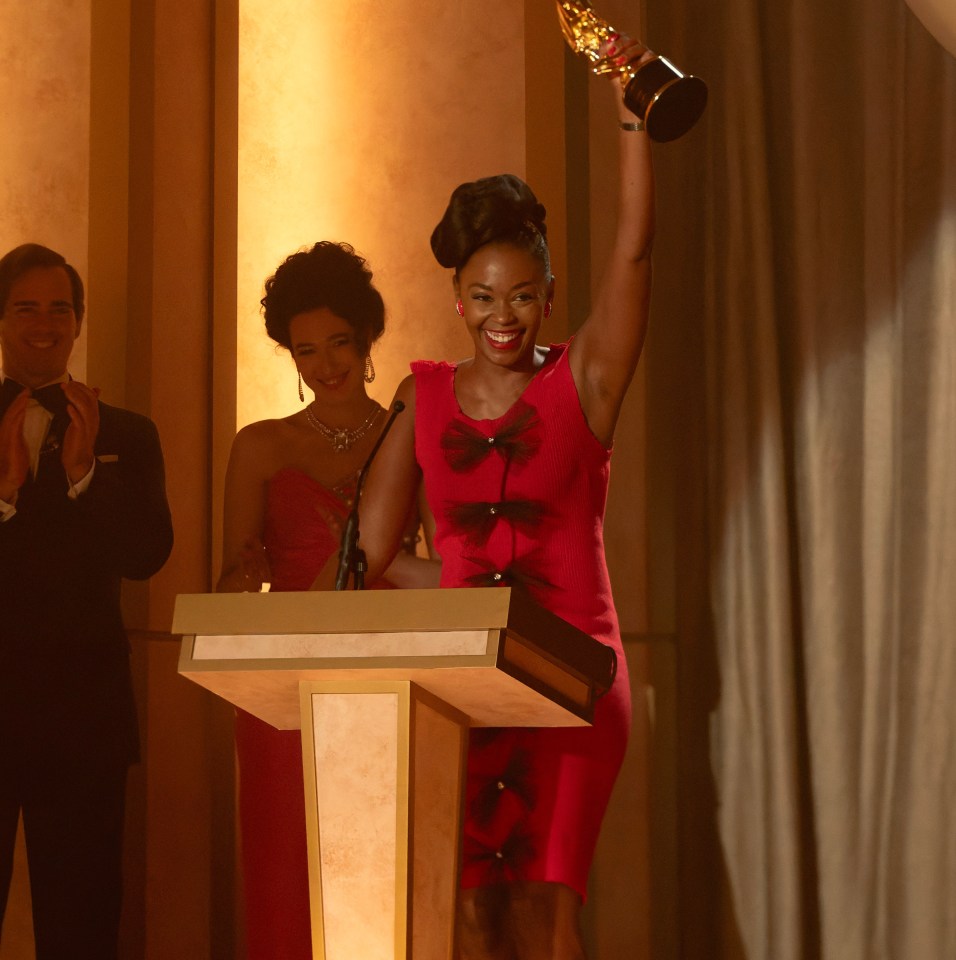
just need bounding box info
[0,1,91,379]
[237,1,354,427]
[235,0,525,431]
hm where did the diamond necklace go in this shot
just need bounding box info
[305,402,383,453]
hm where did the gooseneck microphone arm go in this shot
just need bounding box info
[333,400,406,591]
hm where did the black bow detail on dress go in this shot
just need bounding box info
[470,747,536,827]
[461,554,556,594]
[466,823,537,884]
[445,499,547,547]
[441,401,542,473]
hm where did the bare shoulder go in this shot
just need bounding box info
[228,417,300,475]
[232,418,274,450]
[395,374,417,407]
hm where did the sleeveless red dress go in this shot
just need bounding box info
[413,342,631,899]
[234,467,360,960]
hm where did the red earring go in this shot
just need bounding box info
[456,300,464,317]
[544,302,552,318]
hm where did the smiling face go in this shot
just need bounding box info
[289,307,368,411]
[456,242,553,373]
[0,266,81,388]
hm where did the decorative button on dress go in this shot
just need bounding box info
[412,341,631,899]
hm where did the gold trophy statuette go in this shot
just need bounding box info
[556,0,707,142]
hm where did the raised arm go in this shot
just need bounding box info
[311,376,423,590]
[217,424,272,592]
[569,36,656,447]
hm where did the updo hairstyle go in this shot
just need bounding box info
[430,174,551,277]
[261,241,385,352]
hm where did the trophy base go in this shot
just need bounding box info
[623,55,708,142]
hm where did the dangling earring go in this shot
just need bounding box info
[364,355,375,384]
[297,371,304,403]
[544,302,553,319]
[456,299,464,317]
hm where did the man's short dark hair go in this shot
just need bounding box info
[0,244,85,322]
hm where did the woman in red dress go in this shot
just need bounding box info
[217,241,437,959]
[325,35,657,960]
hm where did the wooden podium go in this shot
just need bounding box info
[174,587,615,960]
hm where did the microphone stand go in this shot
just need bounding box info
[334,400,406,591]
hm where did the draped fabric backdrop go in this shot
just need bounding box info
[643,0,956,956]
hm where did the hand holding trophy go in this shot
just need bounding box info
[556,0,707,141]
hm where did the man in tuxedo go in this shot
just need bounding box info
[0,243,173,958]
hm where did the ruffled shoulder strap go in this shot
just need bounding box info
[410,358,456,376]
[411,359,457,409]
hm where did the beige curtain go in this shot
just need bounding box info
[644,0,956,956]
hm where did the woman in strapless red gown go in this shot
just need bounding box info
[216,242,437,959]
[319,35,657,960]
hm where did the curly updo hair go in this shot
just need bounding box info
[261,241,385,351]
[430,174,551,277]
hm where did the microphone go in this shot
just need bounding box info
[334,400,406,591]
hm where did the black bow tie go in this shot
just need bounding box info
[0,377,23,409]
[0,378,70,417]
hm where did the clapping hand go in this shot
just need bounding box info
[61,381,101,485]
[0,388,30,502]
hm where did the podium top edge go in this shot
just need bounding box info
[174,587,615,702]
[172,587,522,637]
